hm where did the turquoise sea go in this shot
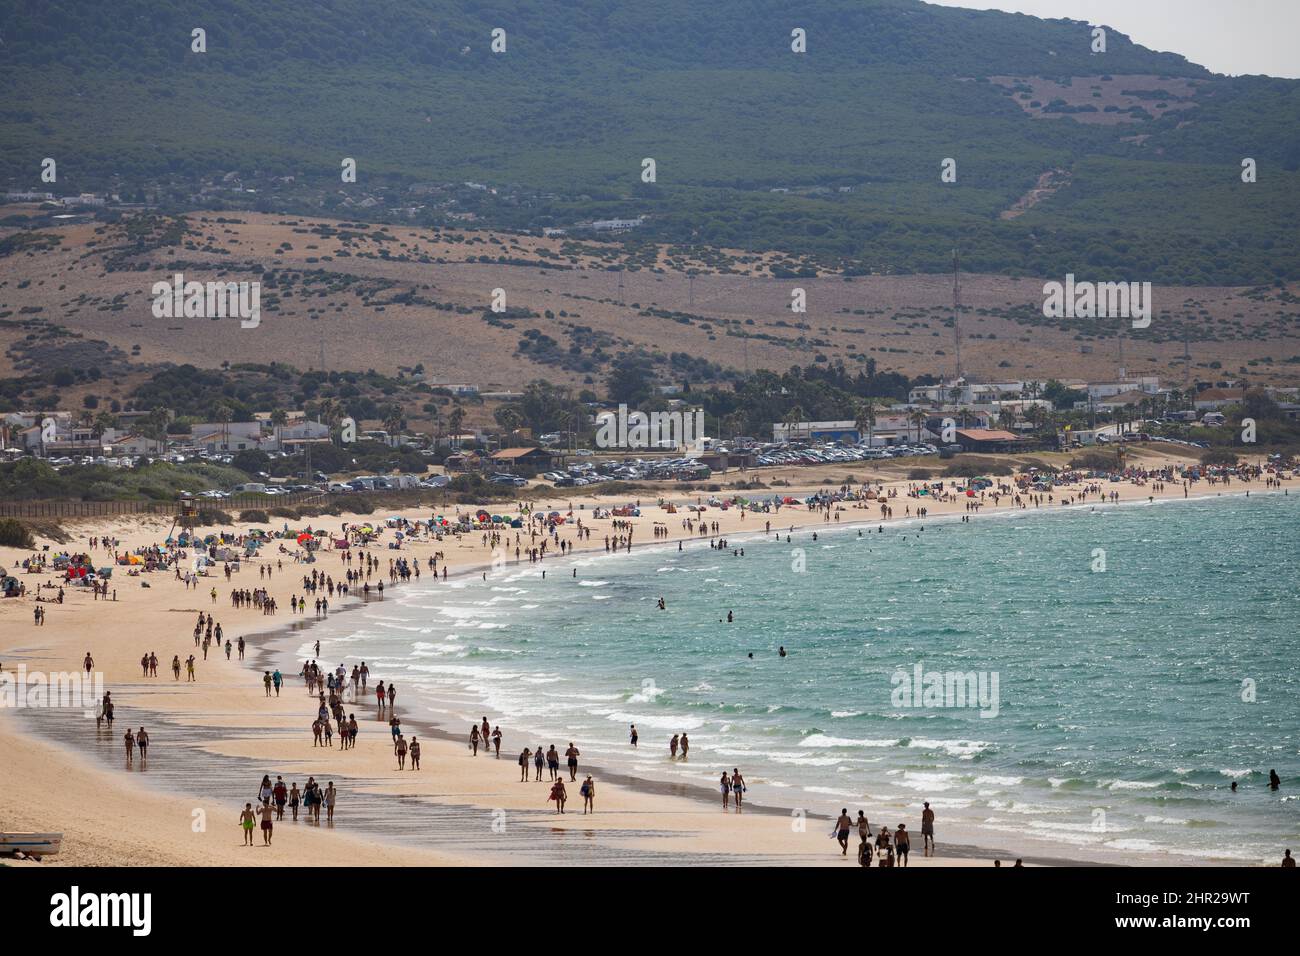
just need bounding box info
[296,492,1300,864]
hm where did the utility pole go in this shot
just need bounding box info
[952,248,962,382]
[1117,320,1125,382]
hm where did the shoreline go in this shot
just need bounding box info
[2,464,1291,867]
[243,484,1287,868]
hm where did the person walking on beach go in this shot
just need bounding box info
[519,748,532,781]
[534,745,545,781]
[492,725,502,757]
[387,682,397,714]
[260,799,275,845]
[273,777,287,819]
[546,744,560,780]
[469,723,481,756]
[186,656,196,681]
[565,742,580,781]
[375,680,386,717]
[123,727,135,763]
[288,783,301,821]
[240,803,257,846]
[324,782,337,822]
[629,724,638,748]
[857,810,872,847]
[83,652,94,678]
[921,802,936,856]
[720,771,731,810]
[895,823,911,867]
[395,734,407,769]
[834,809,853,856]
[172,655,181,680]
[263,671,273,697]
[679,733,689,760]
[136,727,149,761]
[670,734,679,758]
[731,769,746,811]
[549,778,567,814]
[409,737,421,770]
[580,775,596,814]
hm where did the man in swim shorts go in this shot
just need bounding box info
[835,809,853,856]
[921,802,935,856]
[240,803,256,846]
[260,799,275,845]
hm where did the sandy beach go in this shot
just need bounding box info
[1,452,1289,868]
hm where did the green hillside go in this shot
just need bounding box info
[2,0,1298,283]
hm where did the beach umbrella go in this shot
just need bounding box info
[297,532,312,544]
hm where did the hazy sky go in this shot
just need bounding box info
[926,0,1299,78]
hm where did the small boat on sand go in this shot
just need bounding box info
[0,832,63,858]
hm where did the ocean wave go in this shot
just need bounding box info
[800,733,900,748]
[1102,779,1161,791]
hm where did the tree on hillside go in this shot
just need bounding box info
[270,408,288,451]
[855,398,878,447]
[448,405,466,449]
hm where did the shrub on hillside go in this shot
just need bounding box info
[1068,453,1117,471]
[194,509,234,527]
[0,517,35,548]
[239,509,270,524]
[1201,449,1239,466]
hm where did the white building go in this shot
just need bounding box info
[590,218,644,232]
[909,380,1026,405]
[1086,377,1160,400]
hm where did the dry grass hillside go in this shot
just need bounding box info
[2,210,1297,394]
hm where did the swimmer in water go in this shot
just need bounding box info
[778,646,787,658]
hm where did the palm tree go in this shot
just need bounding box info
[854,399,878,447]
[382,406,404,447]
[213,404,233,450]
[494,405,523,442]
[93,411,117,440]
[782,404,806,442]
[428,404,443,445]
[909,409,928,444]
[270,408,289,452]
[448,404,466,450]
[1025,405,1044,436]
[136,407,170,455]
